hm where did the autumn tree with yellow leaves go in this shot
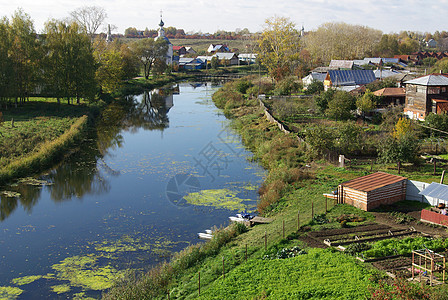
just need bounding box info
[257,16,301,81]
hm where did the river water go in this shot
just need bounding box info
[0,83,265,299]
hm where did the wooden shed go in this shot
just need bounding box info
[337,172,407,211]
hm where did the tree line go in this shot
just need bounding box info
[256,17,448,80]
[0,8,170,108]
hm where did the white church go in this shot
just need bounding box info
[154,15,173,65]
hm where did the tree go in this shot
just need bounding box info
[398,37,419,54]
[304,22,382,64]
[314,88,335,113]
[210,56,219,69]
[378,118,420,168]
[70,6,107,38]
[431,57,448,73]
[0,17,13,106]
[130,39,168,79]
[257,16,301,81]
[356,89,377,118]
[7,9,41,107]
[335,122,363,155]
[95,49,124,94]
[43,20,96,103]
[305,80,324,95]
[124,27,138,38]
[325,90,355,120]
[375,34,399,57]
[305,126,334,158]
[424,113,448,133]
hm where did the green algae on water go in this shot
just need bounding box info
[51,255,124,290]
[11,275,42,286]
[1,191,21,198]
[0,286,23,299]
[184,189,254,211]
[50,284,70,294]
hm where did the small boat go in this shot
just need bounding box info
[229,216,245,223]
[198,232,213,240]
[205,229,212,235]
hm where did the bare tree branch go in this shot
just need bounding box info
[70,6,107,37]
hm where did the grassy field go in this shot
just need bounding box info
[0,98,101,185]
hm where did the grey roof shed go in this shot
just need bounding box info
[419,183,448,202]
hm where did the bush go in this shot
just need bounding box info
[235,80,253,94]
[273,76,302,96]
[305,80,324,95]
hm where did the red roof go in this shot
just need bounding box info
[173,46,184,50]
[373,87,405,97]
[340,172,407,192]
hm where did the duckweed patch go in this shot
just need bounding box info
[184,188,254,211]
[0,286,23,299]
[50,284,70,294]
[17,177,53,186]
[1,191,21,198]
[51,255,125,290]
[11,275,42,286]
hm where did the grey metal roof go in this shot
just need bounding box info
[373,69,400,79]
[328,70,376,86]
[419,182,448,201]
[404,75,448,86]
[329,60,354,69]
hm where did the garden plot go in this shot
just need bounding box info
[308,224,417,247]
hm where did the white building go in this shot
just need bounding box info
[154,17,173,65]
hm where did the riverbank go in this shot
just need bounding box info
[104,77,448,299]
[0,98,103,186]
[102,80,382,299]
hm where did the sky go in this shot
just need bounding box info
[3,0,448,35]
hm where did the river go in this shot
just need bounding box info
[0,83,265,299]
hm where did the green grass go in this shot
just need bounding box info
[0,98,101,185]
[197,248,379,300]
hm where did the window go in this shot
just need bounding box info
[428,87,441,94]
[417,86,426,94]
[442,87,447,93]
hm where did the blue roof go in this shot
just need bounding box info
[328,70,376,86]
[419,182,448,201]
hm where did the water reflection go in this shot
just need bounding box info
[0,86,177,221]
[125,89,173,131]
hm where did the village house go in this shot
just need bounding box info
[178,57,205,70]
[324,69,376,91]
[329,60,354,70]
[404,74,448,120]
[207,44,230,54]
[173,46,187,56]
[373,87,406,107]
[302,72,326,89]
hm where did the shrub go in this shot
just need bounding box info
[273,76,302,96]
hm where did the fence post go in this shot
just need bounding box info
[434,160,437,176]
[370,159,373,172]
[198,271,201,295]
